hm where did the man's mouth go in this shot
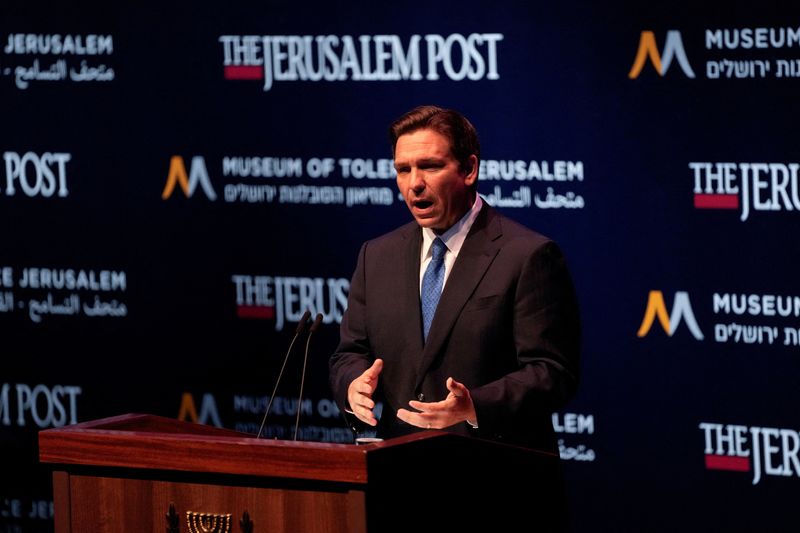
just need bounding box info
[412,199,434,210]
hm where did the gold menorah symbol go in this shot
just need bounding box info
[185,511,232,533]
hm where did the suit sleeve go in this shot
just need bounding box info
[469,240,581,437]
[329,241,376,415]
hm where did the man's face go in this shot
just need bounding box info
[394,128,478,233]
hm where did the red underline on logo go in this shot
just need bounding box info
[705,454,750,472]
[694,194,739,209]
[237,306,275,319]
[224,66,263,80]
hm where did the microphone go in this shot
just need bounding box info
[293,313,323,441]
[256,310,311,439]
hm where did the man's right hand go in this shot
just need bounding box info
[347,359,384,426]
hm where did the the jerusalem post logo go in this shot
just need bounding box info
[629,30,696,79]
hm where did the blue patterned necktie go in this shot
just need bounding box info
[421,237,447,341]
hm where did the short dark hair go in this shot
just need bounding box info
[389,105,480,177]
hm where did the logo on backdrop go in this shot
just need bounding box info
[636,289,800,348]
[176,391,353,442]
[0,265,128,323]
[479,159,586,210]
[231,274,349,331]
[690,162,800,222]
[177,392,223,427]
[219,33,503,92]
[232,392,352,442]
[0,383,81,428]
[629,27,800,81]
[1,33,115,90]
[629,30,695,79]
[2,152,71,198]
[160,153,587,211]
[637,290,704,340]
[700,422,800,485]
[162,156,217,200]
[553,412,596,462]
[173,390,355,442]
[161,153,397,207]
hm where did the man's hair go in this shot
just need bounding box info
[388,105,480,177]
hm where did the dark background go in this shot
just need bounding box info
[2,2,799,531]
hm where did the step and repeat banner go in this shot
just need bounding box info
[2,2,798,531]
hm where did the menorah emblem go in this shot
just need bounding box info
[185,511,232,533]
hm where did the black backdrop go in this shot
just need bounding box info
[2,2,799,531]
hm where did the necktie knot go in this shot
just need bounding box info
[430,237,447,262]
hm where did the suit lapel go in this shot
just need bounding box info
[414,205,503,389]
[399,223,425,366]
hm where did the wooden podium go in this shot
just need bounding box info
[39,414,565,532]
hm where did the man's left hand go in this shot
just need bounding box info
[396,377,477,429]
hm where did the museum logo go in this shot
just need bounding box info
[162,156,217,201]
[637,290,704,340]
[629,30,695,79]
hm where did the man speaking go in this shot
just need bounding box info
[330,105,580,452]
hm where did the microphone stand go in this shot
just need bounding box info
[256,310,310,439]
[293,313,323,441]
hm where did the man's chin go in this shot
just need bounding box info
[413,217,450,233]
[413,215,439,228]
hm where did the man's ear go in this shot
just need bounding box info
[463,154,479,186]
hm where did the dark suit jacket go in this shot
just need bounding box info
[329,204,580,452]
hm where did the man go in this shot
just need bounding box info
[329,105,580,452]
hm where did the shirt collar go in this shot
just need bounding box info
[421,195,483,258]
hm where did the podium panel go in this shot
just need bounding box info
[57,472,363,533]
[40,414,564,532]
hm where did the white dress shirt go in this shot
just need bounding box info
[419,195,484,294]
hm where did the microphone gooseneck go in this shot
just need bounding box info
[256,310,311,439]
[293,313,323,441]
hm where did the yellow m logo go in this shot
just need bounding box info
[177,392,223,427]
[637,290,704,340]
[162,156,217,200]
[629,31,696,79]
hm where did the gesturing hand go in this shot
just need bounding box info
[396,377,477,430]
[347,359,384,426]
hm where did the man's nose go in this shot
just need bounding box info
[410,168,425,191]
